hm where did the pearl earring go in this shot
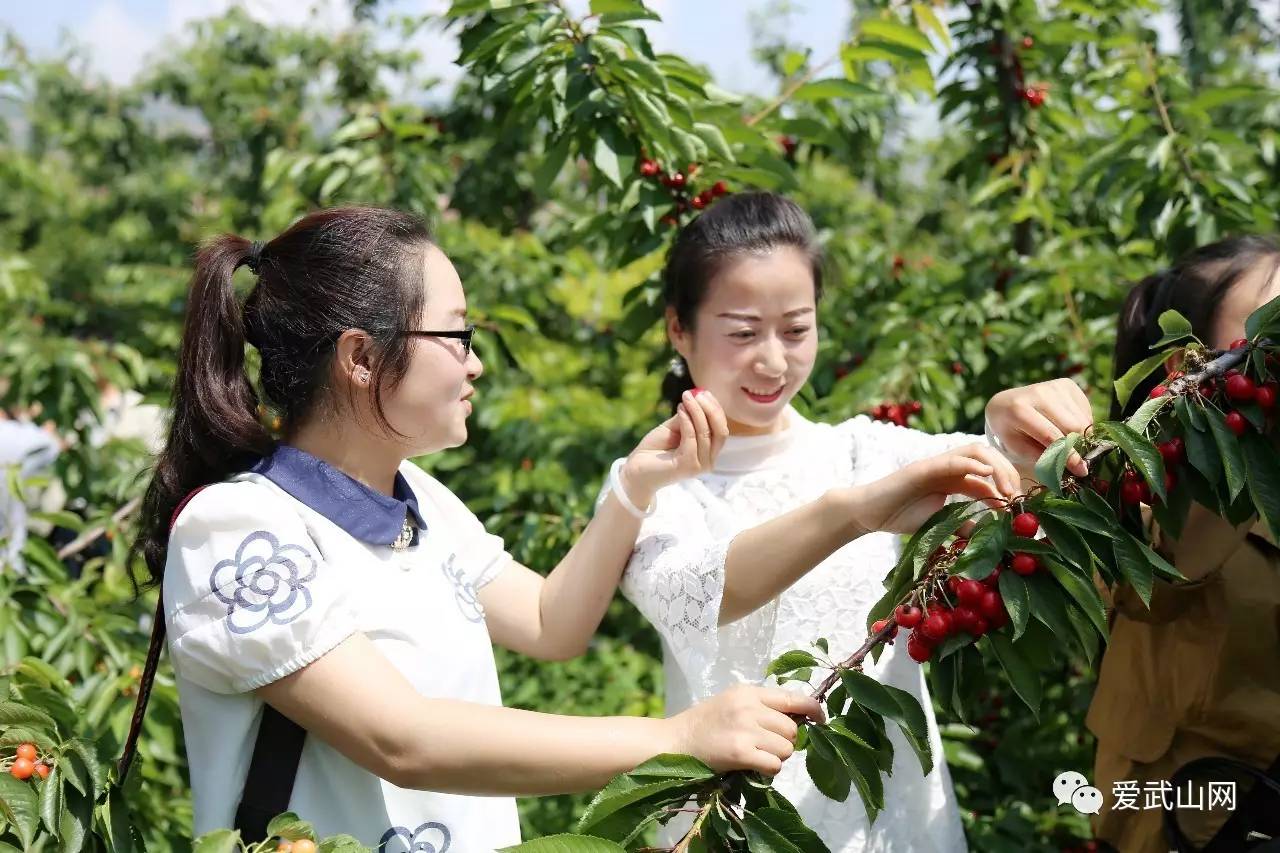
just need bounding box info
[669,356,686,378]
[356,368,370,384]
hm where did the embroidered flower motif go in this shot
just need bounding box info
[440,553,485,623]
[378,821,451,853]
[210,530,317,635]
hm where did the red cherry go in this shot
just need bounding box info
[971,616,990,637]
[908,400,923,415]
[1164,471,1177,494]
[1225,411,1248,436]
[871,618,898,640]
[33,763,49,780]
[1010,552,1040,575]
[1230,338,1249,350]
[15,744,37,763]
[1092,478,1111,495]
[907,633,933,662]
[691,195,707,210]
[952,605,982,634]
[1149,384,1168,399]
[711,180,728,196]
[871,404,887,419]
[639,158,660,177]
[895,604,924,628]
[1256,384,1277,411]
[1120,480,1144,505]
[1011,512,1040,538]
[978,589,1005,620]
[920,609,954,642]
[886,404,905,425]
[9,758,34,780]
[1023,87,1046,108]
[956,578,986,607]
[952,361,965,375]
[1225,374,1256,402]
[1021,36,1034,49]
[668,172,686,189]
[983,565,1002,588]
[952,538,969,552]
[1158,437,1185,467]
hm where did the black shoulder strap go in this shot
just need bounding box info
[119,485,309,844]
[232,705,307,842]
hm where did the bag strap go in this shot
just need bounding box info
[117,485,211,781]
[118,485,308,844]
[1162,755,1280,852]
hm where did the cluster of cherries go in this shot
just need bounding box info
[868,401,923,427]
[870,512,1044,662]
[276,840,318,852]
[986,35,1047,108]
[6,742,51,781]
[637,158,730,226]
[1147,340,1278,437]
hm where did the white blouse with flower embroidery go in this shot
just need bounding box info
[613,407,982,853]
[164,455,521,852]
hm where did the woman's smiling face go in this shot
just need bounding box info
[668,245,819,436]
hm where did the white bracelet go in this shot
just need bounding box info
[610,458,656,519]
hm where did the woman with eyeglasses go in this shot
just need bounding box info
[132,206,827,848]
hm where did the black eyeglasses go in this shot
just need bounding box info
[397,324,476,358]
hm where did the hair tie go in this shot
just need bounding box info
[245,241,265,275]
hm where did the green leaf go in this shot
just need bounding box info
[1153,309,1195,347]
[1128,393,1174,435]
[860,17,934,53]
[39,764,62,837]
[1113,533,1154,607]
[1036,513,1095,574]
[1040,497,1115,536]
[1044,558,1108,639]
[191,830,242,853]
[103,785,135,853]
[791,78,878,102]
[592,133,623,188]
[997,569,1031,640]
[692,122,733,163]
[1113,351,1170,410]
[577,776,701,833]
[743,807,831,853]
[1024,572,1081,657]
[1035,433,1081,495]
[1242,432,1280,540]
[1101,421,1167,502]
[266,812,314,839]
[1245,292,1280,340]
[766,650,821,678]
[0,701,58,733]
[590,0,659,21]
[986,632,1042,717]
[953,512,1009,580]
[804,729,851,802]
[912,3,952,49]
[625,753,715,780]
[0,774,40,848]
[1205,407,1248,501]
[1183,416,1222,487]
[839,670,928,742]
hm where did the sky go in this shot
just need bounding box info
[0,0,855,97]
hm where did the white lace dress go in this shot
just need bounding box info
[615,407,980,852]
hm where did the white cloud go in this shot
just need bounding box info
[78,1,163,85]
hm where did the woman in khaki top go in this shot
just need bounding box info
[1088,236,1280,853]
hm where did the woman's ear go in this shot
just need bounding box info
[665,308,691,360]
[334,328,374,387]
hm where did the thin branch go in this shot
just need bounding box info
[56,496,141,560]
[745,53,839,127]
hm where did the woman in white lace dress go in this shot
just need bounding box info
[611,193,1095,852]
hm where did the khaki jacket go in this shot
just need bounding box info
[1087,520,1280,853]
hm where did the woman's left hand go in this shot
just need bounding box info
[985,378,1095,477]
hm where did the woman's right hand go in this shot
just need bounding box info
[840,443,1021,535]
[663,684,825,775]
[622,389,729,502]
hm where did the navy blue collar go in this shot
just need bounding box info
[250,444,426,547]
